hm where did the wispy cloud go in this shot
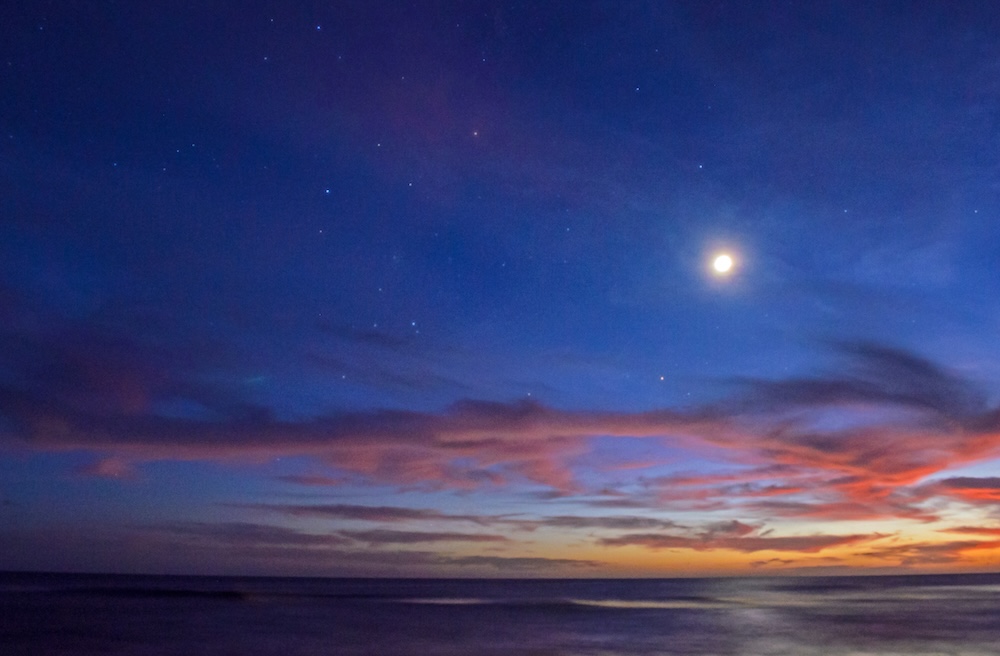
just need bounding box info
[338,529,509,545]
[748,557,798,568]
[446,555,603,571]
[5,341,1000,529]
[246,502,682,533]
[531,515,683,531]
[0,520,607,576]
[942,525,1000,536]
[74,457,139,480]
[599,530,874,554]
[859,539,1000,566]
[929,477,1000,503]
[151,521,354,549]
[273,474,344,487]
[243,502,489,524]
[135,521,602,574]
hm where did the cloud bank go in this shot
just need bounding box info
[5,341,1000,570]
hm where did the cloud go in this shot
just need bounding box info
[859,539,1000,566]
[728,342,986,420]
[74,457,138,480]
[338,529,509,545]
[189,525,297,548]
[273,474,343,487]
[698,520,758,539]
[939,477,1000,489]
[579,497,652,509]
[598,530,874,554]
[647,463,938,522]
[144,521,602,574]
[940,525,1000,537]
[531,515,682,531]
[930,477,1000,503]
[4,341,1000,522]
[246,502,683,533]
[0,389,696,490]
[0,520,605,576]
[244,503,488,524]
[596,517,878,555]
[0,292,236,422]
[749,557,797,568]
[747,498,938,522]
[446,555,603,571]
[151,521,354,549]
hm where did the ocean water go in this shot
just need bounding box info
[2,572,1000,655]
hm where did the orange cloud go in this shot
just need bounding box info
[599,531,875,554]
[5,342,1000,528]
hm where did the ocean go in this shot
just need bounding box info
[2,571,999,655]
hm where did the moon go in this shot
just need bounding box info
[712,253,734,274]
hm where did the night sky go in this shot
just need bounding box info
[4,1,1000,577]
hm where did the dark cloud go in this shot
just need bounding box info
[749,557,797,568]
[532,515,682,531]
[596,517,878,555]
[748,499,938,522]
[247,502,682,534]
[0,522,600,576]
[247,503,491,524]
[859,539,1000,566]
[447,555,603,571]
[697,520,758,539]
[726,341,986,424]
[338,529,509,545]
[599,531,874,554]
[923,477,1000,504]
[0,282,241,423]
[151,521,354,549]
[273,474,343,487]
[938,477,1000,489]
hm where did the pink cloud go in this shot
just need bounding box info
[75,457,138,480]
[5,343,1000,525]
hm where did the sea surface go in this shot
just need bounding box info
[3,571,1000,655]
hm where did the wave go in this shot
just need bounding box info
[395,596,737,610]
[400,597,491,605]
[569,598,736,610]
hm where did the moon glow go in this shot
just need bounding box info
[712,253,734,274]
